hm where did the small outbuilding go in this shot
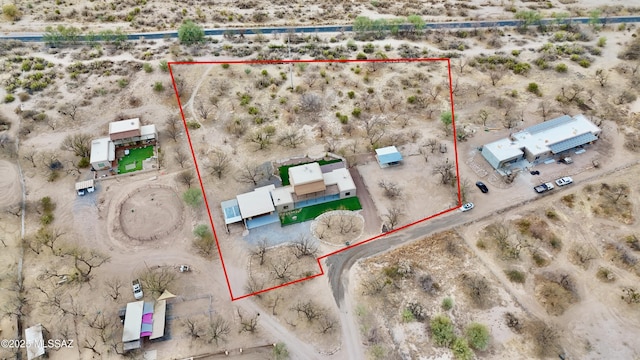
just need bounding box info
[375,146,403,167]
[75,179,95,196]
[25,324,45,360]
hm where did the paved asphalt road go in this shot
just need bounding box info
[2,16,640,42]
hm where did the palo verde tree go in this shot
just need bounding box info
[178,20,205,45]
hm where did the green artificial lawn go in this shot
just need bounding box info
[280,197,362,226]
[279,159,343,186]
[117,146,154,174]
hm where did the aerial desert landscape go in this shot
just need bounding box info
[1,0,640,359]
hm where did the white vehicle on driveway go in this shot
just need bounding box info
[460,202,474,212]
[555,177,573,186]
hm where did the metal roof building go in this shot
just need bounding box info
[109,118,141,141]
[375,146,403,167]
[236,185,276,219]
[481,114,601,170]
[89,137,115,170]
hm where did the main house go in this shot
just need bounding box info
[222,161,357,230]
[90,118,157,172]
[481,114,601,172]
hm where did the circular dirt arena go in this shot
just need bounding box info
[0,160,21,210]
[118,185,184,241]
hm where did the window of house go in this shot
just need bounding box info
[345,192,351,196]
[283,205,289,209]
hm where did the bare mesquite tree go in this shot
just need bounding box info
[236,163,266,185]
[433,159,455,185]
[384,207,404,230]
[61,133,91,158]
[165,116,182,142]
[292,235,318,259]
[208,149,231,179]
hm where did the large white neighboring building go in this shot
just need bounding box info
[481,114,601,170]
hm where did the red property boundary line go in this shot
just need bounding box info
[168,58,461,301]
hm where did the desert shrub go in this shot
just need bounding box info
[4,94,15,103]
[441,297,453,310]
[40,196,56,213]
[178,20,205,45]
[18,92,30,101]
[430,315,455,347]
[401,308,415,322]
[579,59,591,68]
[504,312,522,333]
[531,251,548,267]
[347,91,355,99]
[182,188,202,207]
[159,60,169,72]
[143,63,153,73]
[2,3,21,21]
[461,274,491,308]
[356,52,367,60]
[187,121,201,129]
[561,193,575,208]
[193,224,212,239]
[77,157,90,168]
[452,337,473,360]
[596,267,615,282]
[419,274,439,294]
[555,63,568,73]
[117,78,129,88]
[465,323,490,351]
[221,63,230,69]
[545,209,558,220]
[40,213,54,225]
[407,302,426,321]
[505,269,526,283]
[351,107,362,117]
[153,81,164,92]
[528,321,559,357]
[527,82,541,96]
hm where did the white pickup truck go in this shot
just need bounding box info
[534,182,555,194]
[132,279,143,300]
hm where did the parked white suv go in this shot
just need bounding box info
[555,177,573,186]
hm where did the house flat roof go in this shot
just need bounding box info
[482,137,526,163]
[289,162,324,186]
[221,198,243,224]
[150,300,166,340]
[25,324,45,360]
[323,167,356,192]
[140,124,157,140]
[89,137,115,164]
[237,185,276,219]
[122,301,144,342]
[109,118,140,134]
[270,186,294,206]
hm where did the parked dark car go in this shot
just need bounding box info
[530,170,540,175]
[476,181,489,193]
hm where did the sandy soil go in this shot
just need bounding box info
[1,8,639,360]
[0,160,21,209]
[118,185,184,241]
